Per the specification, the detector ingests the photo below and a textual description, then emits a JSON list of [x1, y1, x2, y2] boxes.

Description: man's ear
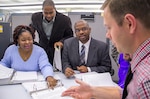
[[124, 14, 136, 34]]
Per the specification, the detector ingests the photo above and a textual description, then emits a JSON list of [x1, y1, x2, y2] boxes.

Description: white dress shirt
[[79, 37, 91, 72]]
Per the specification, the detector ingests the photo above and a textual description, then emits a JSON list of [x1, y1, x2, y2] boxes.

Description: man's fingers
[[75, 79, 86, 85]]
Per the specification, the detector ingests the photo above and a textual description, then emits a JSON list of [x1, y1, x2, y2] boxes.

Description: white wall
[[10, 13, 39, 42]]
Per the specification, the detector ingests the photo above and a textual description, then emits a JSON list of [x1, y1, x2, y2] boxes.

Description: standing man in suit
[[62, 20, 111, 78], [30, 0, 73, 64]]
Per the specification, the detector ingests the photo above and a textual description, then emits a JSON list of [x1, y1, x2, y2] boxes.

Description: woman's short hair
[[13, 25, 35, 45]]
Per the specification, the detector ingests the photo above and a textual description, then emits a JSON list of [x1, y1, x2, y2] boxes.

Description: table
[[0, 84, 32, 99], [0, 72, 77, 99], [0, 72, 117, 99]]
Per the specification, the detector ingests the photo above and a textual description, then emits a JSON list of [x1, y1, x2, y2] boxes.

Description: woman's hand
[[46, 76, 57, 89]]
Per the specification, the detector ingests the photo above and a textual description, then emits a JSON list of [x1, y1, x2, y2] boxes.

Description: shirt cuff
[[87, 67, 91, 72]]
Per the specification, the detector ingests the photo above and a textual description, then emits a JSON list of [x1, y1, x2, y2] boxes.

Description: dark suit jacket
[[62, 37, 112, 73], [30, 11, 73, 64]]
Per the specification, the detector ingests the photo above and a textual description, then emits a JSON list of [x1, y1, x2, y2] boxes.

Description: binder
[[22, 79, 63, 94], [22, 80, 73, 99], [31, 86, 73, 99]]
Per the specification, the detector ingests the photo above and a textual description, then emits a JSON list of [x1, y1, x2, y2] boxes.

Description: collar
[[79, 37, 91, 48], [43, 13, 56, 23]]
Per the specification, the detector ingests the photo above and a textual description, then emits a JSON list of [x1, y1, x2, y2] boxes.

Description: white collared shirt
[[79, 37, 91, 72]]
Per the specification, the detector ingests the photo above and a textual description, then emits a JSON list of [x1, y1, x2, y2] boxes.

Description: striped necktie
[[80, 45, 85, 65]]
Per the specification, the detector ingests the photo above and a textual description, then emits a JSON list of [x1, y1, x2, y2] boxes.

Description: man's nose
[[106, 32, 111, 39]]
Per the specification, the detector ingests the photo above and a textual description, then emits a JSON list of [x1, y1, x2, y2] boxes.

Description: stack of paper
[[0, 64, 14, 85]]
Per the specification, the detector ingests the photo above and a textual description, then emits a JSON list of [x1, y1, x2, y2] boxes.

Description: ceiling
[[0, 0, 105, 13]]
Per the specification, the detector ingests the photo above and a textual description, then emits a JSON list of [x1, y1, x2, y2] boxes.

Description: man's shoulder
[[92, 38, 107, 45], [64, 37, 78, 46], [65, 37, 76, 42], [32, 12, 42, 17], [31, 12, 43, 23], [135, 57, 150, 86], [56, 11, 70, 20]]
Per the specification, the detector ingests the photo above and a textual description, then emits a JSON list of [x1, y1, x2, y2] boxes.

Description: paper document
[[81, 72, 116, 87], [0, 64, 14, 85], [53, 47, 62, 71], [0, 64, 14, 79], [11, 71, 37, 83], [74, 71, 98, 80]]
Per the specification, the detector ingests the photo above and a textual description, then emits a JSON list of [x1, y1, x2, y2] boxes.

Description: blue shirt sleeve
[[36, 46, 54, 79]]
